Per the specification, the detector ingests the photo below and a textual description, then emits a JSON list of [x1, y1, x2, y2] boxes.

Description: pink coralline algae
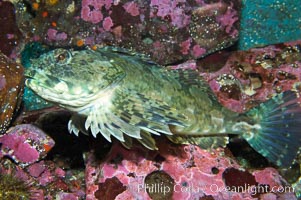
[[47, 29, 68, 41], [0, 124, 55, 167], [0, 117, 86, 199], [102, 17, 114, 31], [0, 53, 24, 134], [217, 5, 239, 37], [27, 162, 47, 178], [123, 2, 140, 17], [14, 0, 241, 65], [189, 2, 240, 50], [172, 40, 301, 112], [192, 44, 207, 58], [150, 0, 190, 28], [253, 168, 287, 189], [81, 0, 113, 24], [85, 140, 296, 200], [180, 39, 191, 55]]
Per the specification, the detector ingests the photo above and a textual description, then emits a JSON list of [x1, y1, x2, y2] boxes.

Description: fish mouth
[[24, 70, 102, 110], [26, 78, 89, 109], [25, 77, 58, 99], [24, 68, 35, 79], [24, 68, 74, 106], [25, 68, 71, 93]]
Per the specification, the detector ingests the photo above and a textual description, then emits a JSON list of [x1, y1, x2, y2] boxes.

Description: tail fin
[[243, 90, 301, 167]]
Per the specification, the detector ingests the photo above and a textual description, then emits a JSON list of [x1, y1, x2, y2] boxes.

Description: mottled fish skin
[[25, 47, 238, 148], [25, 47, 301, 167]]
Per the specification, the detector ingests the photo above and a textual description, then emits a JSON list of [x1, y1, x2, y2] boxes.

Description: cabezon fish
[[25, 46, 301, 167]]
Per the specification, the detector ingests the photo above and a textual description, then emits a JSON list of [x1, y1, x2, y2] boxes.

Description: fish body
[[25, 47, 301, 167]]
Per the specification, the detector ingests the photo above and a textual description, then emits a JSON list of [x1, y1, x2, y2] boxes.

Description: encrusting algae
[[0, 174, 30, 200], [25, 46, 301, 167]]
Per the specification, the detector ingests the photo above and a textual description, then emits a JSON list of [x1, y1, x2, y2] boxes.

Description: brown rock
[[0, 53, 24, 133], [0, 1, 22, 57]]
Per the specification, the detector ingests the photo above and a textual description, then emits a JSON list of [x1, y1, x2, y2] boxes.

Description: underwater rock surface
[[0, 124, 54, 167], [0, 119, 86, 200], [4, 106, 298, 199], [172, 40, 301, 113], [0, 1, 22, 57], [0, 52, 24, 134], [85, 140, 296, 200], [0, 0, 300, 199], [14, 0, 240, 65]]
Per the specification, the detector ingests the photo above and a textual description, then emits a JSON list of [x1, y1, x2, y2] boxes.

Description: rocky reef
[[85, 140, 296, 200], [0, 1, 22, 57], [0, 52, 24, 134], [172, 40, 301, 113], [13, 0, 240, 65], [0, 0, 300, 199]]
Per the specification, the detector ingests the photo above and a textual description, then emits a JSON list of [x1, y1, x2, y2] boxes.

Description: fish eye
[[53, 49, 72, 65], [57, 54, 66, 61]]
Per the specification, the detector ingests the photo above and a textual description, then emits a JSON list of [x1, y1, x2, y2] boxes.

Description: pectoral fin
[[111, 88, 188, 136]]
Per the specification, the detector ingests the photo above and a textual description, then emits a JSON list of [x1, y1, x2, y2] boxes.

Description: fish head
[[25, 48, 125, 109]]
